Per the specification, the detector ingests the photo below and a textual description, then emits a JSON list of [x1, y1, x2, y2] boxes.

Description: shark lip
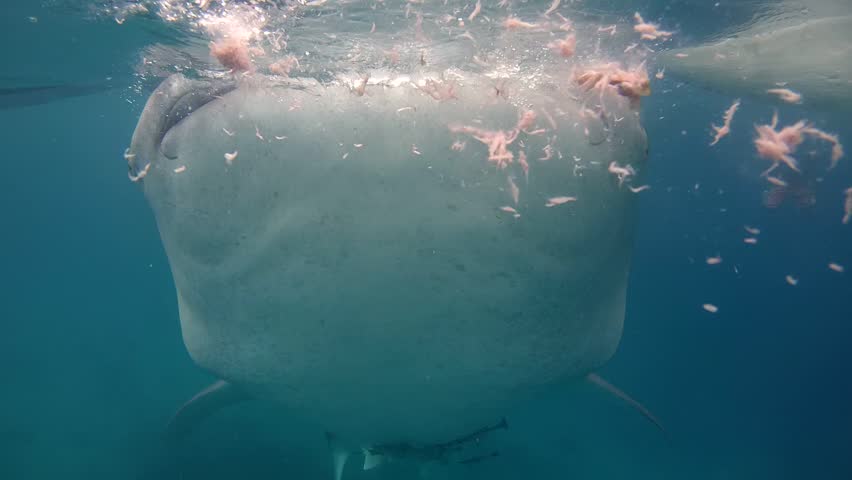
[[157, 79, 236, 157], [128, 74, 236, 178]]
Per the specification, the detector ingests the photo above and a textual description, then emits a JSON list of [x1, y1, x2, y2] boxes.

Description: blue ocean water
[[1, 1, 850, 479]]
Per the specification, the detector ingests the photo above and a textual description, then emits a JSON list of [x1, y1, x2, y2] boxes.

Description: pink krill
[[468, 0, 481, 21], [416, 78, 459, 102], [123, 148, 136, 164], [544, 0, 561, 17], [675, 53, 689, 58], [597, 25, 616, 36], [785, 275, 798, 286], [209, 37, 253, 73], [223, 128, 235, 136], [545, 196, 576, 207], [655, 69, 665, 79], [828, 263, 845, 273], [757, 118, 842, 173], [634, 13, 673, 41], [802, 127, 844, 169], [516, 109, 537, 132], [553, 12, 572, 31], [411, 144, 422, 155], [573, 63, 651, 106], [508, 176, 520, 205], [385, 47, 401, 65], [448, 123, 517, 169], [628, 185, 651, 193], [354, 74, 370, 96], [765, 176, 788, 187], [767, 88, 802, 104], [843, 187, 852, 224], [706, 256, 722, 265], [224, 150, 238, 165], [549, 34, 576, 58], [499, 206, 520, 218], [743, 237, 758, 244], [608, 161, 635, 187], [753, 112, 806, 174], [503, 17, 538, 30], [744, 225, 761, 235], [268, 56, 300, 77], [414, 12, 427, 43], [702, 304, 719, 313], [709, 99, 740, 146], [173, 165, 187, 174], [449, 109, 539, 170], [128, 162, 151, 183]]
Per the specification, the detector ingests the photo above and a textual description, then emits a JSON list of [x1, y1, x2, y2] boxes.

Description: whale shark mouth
[[157, 79, 236, 158], [126, 74, 236, 178]]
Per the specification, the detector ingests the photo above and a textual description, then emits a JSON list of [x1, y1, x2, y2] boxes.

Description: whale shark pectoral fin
[[362, 448, 386, 470], [326, 432, 351, 480], [586, 373, 666, 434], [165, 379, 251, 439]]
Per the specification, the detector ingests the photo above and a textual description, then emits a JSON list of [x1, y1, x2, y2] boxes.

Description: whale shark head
[[128, 69, 648, 446]]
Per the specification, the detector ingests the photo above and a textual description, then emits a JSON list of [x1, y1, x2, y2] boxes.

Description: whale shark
[[127, 67, 659, 478], [658, 0, 852, 110]]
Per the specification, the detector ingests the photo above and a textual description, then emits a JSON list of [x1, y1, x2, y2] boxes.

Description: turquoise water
[[1, 1, 851, 479]]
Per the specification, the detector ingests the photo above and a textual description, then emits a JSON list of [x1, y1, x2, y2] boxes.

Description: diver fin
[[165, 379, 251, 439], [362, 448, 385, 470], [326, 433, 350, 480], [586, 373, 666, 434]]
